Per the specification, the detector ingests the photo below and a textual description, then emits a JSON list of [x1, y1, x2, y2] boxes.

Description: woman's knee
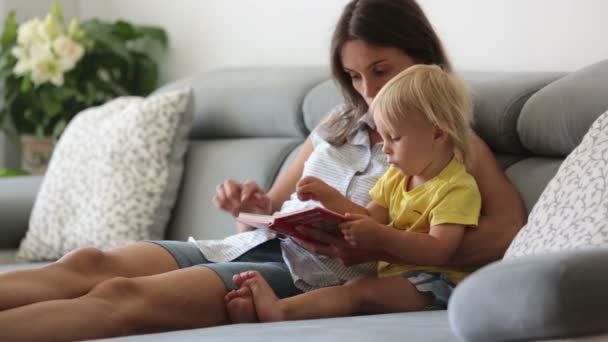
[[56, 247, 107, 274], [88, 277, 142, 300]]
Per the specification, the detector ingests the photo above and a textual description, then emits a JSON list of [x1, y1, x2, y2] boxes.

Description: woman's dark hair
[[326, 0, 451, 145]]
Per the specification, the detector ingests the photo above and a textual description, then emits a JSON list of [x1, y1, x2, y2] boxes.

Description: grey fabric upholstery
[[167, 138, 302, 240], [0, 176, 43, 248], [505, 157, 562, 213], [95, 311, 458, 342], [302, 78, 344, 131], [449, 248, 608, 342], [519, 60, 608, 157], [158, 67, 329, 139], [459, 71, 564, 154]]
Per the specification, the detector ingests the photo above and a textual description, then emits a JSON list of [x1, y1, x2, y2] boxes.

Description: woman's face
[[340, 40, 417, 105]]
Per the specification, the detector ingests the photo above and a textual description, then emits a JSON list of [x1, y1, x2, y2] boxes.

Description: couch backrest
[[163, 61, 608, 241]]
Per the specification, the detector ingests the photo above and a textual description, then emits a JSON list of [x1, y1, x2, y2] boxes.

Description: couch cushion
[[505, 110, 608, 259], [302, 79, 345, 132], [449, 248, 608, 342], [18, 88, 193, 261], [160, 67, 329, 140], [167, 138, 302, 241], [459, 71, 564, 154], [301, 71, 563, 154], [0, 176, 43, 248], [518, 59, 608, 157], [504, 157, 562, 214]]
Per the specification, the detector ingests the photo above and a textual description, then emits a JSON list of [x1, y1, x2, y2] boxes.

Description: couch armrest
[[448, 247, 608, 342], [0, 176, 43, 248]]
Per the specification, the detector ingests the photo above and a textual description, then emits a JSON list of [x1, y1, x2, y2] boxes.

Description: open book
[[236, 206, 347, 241]]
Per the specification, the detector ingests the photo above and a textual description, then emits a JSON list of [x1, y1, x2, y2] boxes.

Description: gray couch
[[1, 60, 608, 341]]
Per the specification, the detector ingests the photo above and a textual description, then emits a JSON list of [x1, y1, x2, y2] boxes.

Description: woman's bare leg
[[0, 266, 229, 341], [0, 242, 178, 310]]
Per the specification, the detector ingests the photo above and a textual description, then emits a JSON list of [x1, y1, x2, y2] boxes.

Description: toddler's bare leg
[[243, 271, 433, 322], [0, 242, 178, 310]]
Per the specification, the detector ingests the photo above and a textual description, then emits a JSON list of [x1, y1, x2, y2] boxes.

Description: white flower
[[11, 9, 87, 86], [29, 43, 64, 86], [41, 13, 62, 42], [11, 46, 31, 75], [52, 36, 84, 71], [17, 17, 46, 46], [67, 19, 83, 40]]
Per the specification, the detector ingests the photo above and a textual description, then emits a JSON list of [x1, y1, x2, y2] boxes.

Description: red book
[[236, 207, 347, 241]]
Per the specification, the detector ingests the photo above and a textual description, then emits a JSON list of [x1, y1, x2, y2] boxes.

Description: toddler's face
[[375, 110, 437, 176]]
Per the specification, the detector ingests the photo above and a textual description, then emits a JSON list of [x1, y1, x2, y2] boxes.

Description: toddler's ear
[[432, 126, 447, 141]]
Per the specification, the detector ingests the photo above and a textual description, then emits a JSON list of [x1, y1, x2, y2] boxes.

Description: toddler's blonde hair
[[370, 64, 474, 166]]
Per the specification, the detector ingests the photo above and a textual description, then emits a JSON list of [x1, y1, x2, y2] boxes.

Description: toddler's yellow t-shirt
[[369, 159, 481, 284]]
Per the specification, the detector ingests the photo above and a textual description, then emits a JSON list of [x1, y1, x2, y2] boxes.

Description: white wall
[[79, 0, 350, 83], [79, 0, 608, 82], [421, 0, 608, 72], [1, 0, 78, 22]]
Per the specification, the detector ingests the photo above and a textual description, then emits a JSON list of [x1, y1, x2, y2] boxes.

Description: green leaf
[[112, 21, 137, 40], [51, 1, 64, 23], [52, 119, 67, 138], [20, 76, 32, 93], [81, 19, 133, 66], [35, 124, 45, 138], [24, 108, 34, 122], [0, 11, 17, 49], [134, 25, 168, 49], [40, 89, 62, 117], [0, 168, 28, 177], [133, 52, 158, 95]]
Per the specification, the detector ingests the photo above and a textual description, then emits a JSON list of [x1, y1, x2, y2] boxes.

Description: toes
[[242, 270, 260, 280], [237, 286, 252, 297], [225, 290, 238, 302], [233, 273, 244, 286]]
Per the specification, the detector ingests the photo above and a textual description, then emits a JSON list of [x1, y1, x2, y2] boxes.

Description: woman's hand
[[292, 226, 381, 266], [213, 179, 271, 217]]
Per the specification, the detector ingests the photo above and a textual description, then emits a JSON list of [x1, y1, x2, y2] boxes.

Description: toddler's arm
[[296, 176, 369, 215], [380, 224, 466, 266]]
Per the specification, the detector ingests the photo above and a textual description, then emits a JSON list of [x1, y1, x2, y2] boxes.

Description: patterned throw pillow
[[17, 88, 193, 261], [504, 110, 608, 259]]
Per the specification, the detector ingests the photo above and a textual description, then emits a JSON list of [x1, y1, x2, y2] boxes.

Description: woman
[[0, 0, 526, 340]]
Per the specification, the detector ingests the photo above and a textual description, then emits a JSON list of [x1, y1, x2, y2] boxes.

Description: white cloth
[[192, 107, 387, 291]]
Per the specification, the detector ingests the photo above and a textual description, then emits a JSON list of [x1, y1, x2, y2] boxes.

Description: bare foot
[[239, 271, 285, 322], [225, 285, 258, 323]]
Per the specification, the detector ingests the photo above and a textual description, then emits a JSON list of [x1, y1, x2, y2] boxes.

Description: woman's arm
[[267, 137, 313, 212], [233, 137, 313, 233], [448, 134, 527, 266]]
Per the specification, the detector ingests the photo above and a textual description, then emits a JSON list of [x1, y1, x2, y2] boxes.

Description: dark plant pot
[[20, 134, 55, 175]]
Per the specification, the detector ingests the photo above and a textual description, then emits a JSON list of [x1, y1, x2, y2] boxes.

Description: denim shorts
[[146, 239, 302, 299], [404, 272, 456, 310]]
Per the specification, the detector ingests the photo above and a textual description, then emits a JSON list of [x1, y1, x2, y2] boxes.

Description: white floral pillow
[[17, 88, 193, 261], [504, 110, 608, 259]]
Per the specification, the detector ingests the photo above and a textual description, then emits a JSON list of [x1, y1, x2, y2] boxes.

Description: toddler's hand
[[339, 213, 381, 250], [296, 176, 341, 204]]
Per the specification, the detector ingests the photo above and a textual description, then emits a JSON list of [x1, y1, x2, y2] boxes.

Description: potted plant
[[0, 2, 167, 174]]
